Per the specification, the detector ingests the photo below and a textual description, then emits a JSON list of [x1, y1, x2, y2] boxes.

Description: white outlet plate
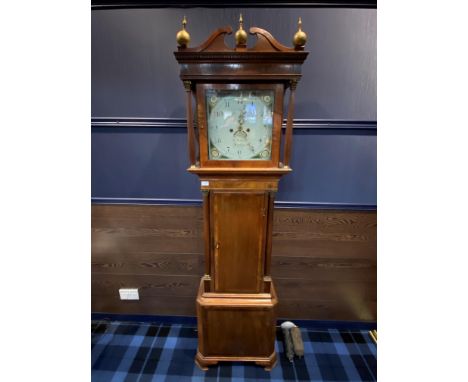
[[119, 288, 139, 300]]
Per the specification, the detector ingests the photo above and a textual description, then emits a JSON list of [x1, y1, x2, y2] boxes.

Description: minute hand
[[237, 107, 246, 131]]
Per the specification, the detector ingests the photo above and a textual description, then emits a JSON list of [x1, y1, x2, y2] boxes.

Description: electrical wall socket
[[119, 288, 139, 300]]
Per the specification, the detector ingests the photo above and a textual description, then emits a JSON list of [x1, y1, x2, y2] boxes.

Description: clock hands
[[233, 107, 248, 146], [237, 107, 246, 131]]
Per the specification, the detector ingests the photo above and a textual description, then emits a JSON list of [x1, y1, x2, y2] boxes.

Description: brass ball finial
[[176, 16, 190, 48], [235, 13, 248, 47], [293, 17, 307, 49]]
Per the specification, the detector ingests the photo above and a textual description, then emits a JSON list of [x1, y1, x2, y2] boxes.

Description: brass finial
[[176, 16, 190, 48], [293, 17, 307, 49], [235, 13, 248, 48]]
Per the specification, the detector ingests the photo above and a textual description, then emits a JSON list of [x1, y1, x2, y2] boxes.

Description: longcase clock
[[174, 15, 308, 371]]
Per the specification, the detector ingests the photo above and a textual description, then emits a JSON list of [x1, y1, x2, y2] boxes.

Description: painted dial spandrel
[[206, 89, 274, 160]]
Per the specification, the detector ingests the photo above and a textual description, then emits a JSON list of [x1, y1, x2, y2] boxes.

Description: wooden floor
[[92, 204, 376, 321]]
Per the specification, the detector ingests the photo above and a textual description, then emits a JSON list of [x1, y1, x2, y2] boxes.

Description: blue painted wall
[[91, 8, 376, 207], [92, 127, 376, 206]]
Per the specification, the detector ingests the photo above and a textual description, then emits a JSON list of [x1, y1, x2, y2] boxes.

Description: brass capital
[[290, 79, 299, 91], [183, 80, 192, 92]]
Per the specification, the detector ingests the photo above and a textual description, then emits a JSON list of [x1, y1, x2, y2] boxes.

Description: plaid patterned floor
[[92, 320, 377, 382]]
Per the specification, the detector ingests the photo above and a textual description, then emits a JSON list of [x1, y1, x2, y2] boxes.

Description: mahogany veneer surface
[[91, 204, 376, 321]]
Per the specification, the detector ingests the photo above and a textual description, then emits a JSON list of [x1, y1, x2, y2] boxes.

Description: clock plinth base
[[194, 352, 218, 371], [195, 350, 277, 371], [256, 352, 278, 371], [195, 278, 278, 371]]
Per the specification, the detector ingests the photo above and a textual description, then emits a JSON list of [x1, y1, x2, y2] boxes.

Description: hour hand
[[237, 108, 246, 128]]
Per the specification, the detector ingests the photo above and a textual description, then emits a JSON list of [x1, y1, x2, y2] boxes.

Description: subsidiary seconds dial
[[206, 89, 274, 160]]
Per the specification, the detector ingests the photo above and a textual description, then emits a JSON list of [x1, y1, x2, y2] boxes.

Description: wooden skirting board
[[92, 204, 376, 321]]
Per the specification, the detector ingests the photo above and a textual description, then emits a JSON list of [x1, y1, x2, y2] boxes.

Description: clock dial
[[206, 89, 274, 160]]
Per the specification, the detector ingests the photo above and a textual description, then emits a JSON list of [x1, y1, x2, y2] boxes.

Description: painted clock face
[[205, 89, 274, 160]]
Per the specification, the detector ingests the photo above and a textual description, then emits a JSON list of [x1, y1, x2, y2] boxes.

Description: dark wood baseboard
[[92, 204, 376, 321]]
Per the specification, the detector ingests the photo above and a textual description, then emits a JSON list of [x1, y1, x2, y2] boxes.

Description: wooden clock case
[[174, 25, 308, 370]]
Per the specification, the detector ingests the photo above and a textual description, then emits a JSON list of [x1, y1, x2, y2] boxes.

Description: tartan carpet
[[92, 320, 377, 382]]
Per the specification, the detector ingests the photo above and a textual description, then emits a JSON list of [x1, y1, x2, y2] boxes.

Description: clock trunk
[[211, 191, 268, 293]]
